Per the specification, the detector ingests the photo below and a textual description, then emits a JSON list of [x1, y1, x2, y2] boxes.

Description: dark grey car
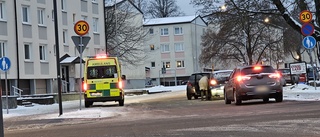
[[224, 65, 283, 105]]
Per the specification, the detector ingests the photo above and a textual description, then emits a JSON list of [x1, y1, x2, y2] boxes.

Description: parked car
[[224, 65, 283, 105], [307, 67, 320, 80], [277, 68, 299, 85], [186, 72, 217, 100], [211, 70, 233, 97]]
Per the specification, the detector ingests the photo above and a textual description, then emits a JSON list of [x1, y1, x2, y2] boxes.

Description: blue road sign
[[0, 57, 11, 72], [301, 23, 314, 36], [302, 36, 316, 49]]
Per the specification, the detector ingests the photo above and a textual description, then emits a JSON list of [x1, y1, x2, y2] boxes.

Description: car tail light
[[210, 79, 217, 85], [269, 73, 281, 79], [253, 66, 262, 70], [118, 81, 123, 89], [237, 75, 251, 82], [83, 82, 87, 91]]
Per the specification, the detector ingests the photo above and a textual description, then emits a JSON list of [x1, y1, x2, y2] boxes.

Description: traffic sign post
[[299, 10, 312, 23], [0, 57, 11, 118], [301, 23, 314, 36], [73, 20, 90, 110], [74, 20, 89, 36], [302, 36, 316, 49], [299, 10, 317, 89]]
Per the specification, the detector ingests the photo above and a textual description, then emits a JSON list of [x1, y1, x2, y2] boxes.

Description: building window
[[160, 44, 169, 53], [81, 15, 87, 21], [151, 62, 155, 68], [149, 28, 154, 35], [63, 30, 68, 45], [0, 2, 6, 20], [22, 6, 30, 23], [150, 44, 154, 50], [0, 41, 6, 58], [174, 43, 184, 52], [176, 60, 185, 68], [93, 17, 98, 33], [24, 43, 31, 60], [174, 27, 183, 35], [39, 45, 47, 61], [163, 62, 170, 68], [92, 0, 97, 3], [160, 28, 168, 36], [61, 0, 66, 11], [37, 8, 45, 25]]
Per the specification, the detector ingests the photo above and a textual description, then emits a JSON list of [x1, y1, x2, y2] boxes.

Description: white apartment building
[[143, 16, 208, 86], [1, 0, 105, 95]]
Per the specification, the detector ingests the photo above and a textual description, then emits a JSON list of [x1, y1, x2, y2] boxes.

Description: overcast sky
[[176, 0, 198, 16]]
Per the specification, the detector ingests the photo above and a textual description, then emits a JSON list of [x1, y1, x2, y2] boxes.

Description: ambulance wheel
[[119, 99, 124, 106], [85, 101, 93, 108]]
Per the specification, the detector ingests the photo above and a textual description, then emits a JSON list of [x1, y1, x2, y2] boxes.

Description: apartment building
[[143, 16, 208, 86], [1, 0, 105, 95]]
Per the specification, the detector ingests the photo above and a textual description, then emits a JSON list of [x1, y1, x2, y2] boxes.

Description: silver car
[[224, 65, 283, 105]]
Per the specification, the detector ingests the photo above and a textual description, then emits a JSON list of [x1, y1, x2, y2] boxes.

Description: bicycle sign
[[74, 20, 89, 36]]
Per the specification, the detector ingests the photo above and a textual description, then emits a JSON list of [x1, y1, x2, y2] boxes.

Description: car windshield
[[241, 66, 275, 75]]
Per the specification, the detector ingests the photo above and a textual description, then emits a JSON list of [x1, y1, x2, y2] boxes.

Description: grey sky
[[176, 0, 198, 16]]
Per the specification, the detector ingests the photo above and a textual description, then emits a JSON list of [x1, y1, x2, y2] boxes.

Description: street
[[4, 90, 320, 137]]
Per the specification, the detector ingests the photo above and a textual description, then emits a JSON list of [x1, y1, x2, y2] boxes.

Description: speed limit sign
[[299, 10, 312, 23], [74, 20, 89, 36]]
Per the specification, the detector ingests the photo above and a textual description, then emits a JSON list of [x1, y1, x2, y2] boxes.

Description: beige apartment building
[[143, 15, 208, 86], [0, 0, 106, 95]]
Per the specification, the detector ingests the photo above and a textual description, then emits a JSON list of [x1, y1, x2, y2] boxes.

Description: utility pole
[[53, 0, 63, 116]]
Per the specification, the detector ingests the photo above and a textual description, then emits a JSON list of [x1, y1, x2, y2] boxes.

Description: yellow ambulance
[[83, 55, 125, 107]]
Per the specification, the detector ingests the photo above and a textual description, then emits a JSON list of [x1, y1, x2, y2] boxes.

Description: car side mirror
[[121, 75, 126, 80]]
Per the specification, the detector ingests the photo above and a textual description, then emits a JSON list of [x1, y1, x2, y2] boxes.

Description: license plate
[[256, 86, 268, 92], [91, 92, 102, 96]]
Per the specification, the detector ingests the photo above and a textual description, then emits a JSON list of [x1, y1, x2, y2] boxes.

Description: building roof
[[59, 54, 84, 64], [143, 15, 198, 26]]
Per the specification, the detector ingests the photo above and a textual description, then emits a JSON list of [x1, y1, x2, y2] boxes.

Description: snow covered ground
[[2, 83, 320, 120]]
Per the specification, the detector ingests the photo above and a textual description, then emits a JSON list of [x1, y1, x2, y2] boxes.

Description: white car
[[210, 70, 233, 98]]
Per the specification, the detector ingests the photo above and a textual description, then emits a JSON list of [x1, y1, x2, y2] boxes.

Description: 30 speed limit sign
[[299, 10, 312, 23], [74, 20, 89, 36]]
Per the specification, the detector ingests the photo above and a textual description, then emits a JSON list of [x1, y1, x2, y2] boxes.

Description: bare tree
[[145, 0, 185, 18], [192, 0, 320, 63], [194, 0, 284, 66], [105, 0, 148, 65]]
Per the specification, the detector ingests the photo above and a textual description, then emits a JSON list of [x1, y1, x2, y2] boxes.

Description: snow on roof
[[143, 15, 197, 26], [60, 57, 79, 64]]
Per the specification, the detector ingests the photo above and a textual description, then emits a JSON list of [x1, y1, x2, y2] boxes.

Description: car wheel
[[186, 91, 192, 100], [233, 90, 242, 105], [275, 92, 283, 102], [119, 99, 124, 106], [263, 98, 269, 103], [85, 101, 93, 108], [224, 91, 231, 104]]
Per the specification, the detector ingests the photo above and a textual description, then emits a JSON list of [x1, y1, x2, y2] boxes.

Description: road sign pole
[[0, 71, 3, 137], [79, 36, 83, 110], [5, 72, 8, 114]]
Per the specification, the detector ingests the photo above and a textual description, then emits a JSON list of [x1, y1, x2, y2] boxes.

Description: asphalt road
[[4, 90, 320, 137]]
